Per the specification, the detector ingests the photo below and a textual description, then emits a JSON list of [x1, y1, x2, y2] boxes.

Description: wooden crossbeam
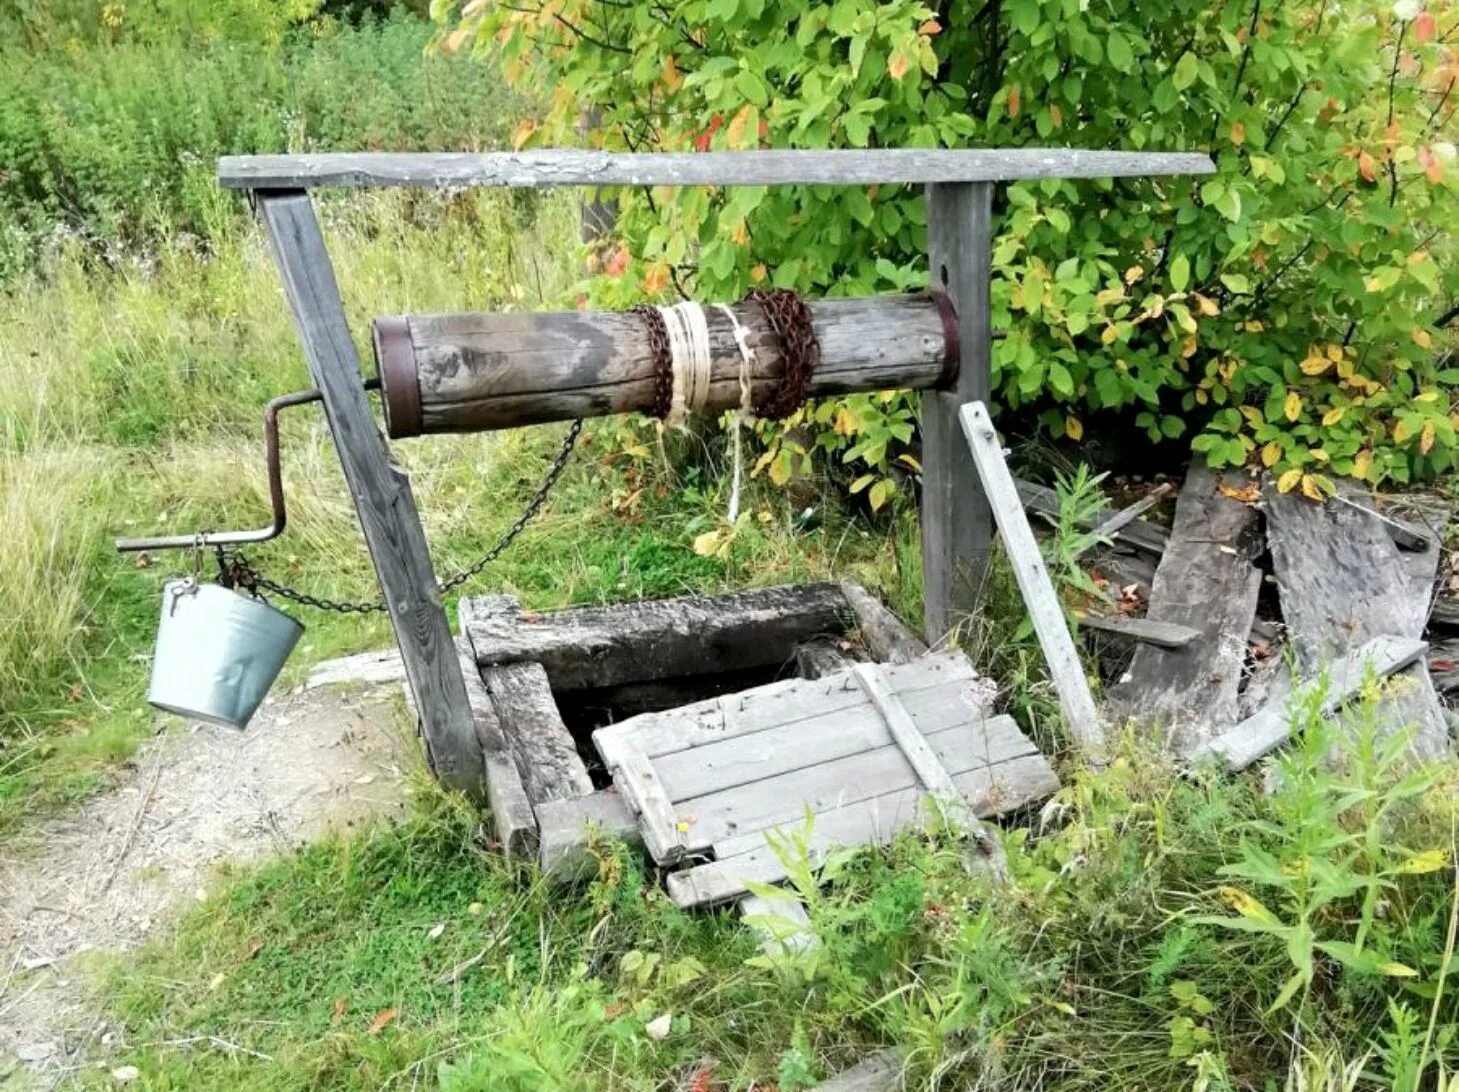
[[220, 148, 1214, 191]]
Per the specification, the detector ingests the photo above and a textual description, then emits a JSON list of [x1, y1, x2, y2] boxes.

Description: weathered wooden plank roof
[[218, 148, 1215, 191]]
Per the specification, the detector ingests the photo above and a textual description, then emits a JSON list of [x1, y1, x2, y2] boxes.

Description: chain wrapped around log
[[372, 291, 979, 438]]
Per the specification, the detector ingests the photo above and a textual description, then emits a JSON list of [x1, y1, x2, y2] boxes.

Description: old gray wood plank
[[813, 1053, 901, 1092], [255, 191, 481, 798], [851, 663, 960, 797], [920, 182, 994, 643], [593, 650, 984, 763], [644, 671, 1008, 803], [536, 789, 641, 882], [378, 295, 951, 435], [1086, 482, 1175, 554], [456, 640, 536, 857], [464, 582, 850, 691], [795, 639, 855, 680], [960, 401, 1104, 752], [1079, 614, 1201, 649], [666, 751, 1059, 908], [612, 748, 701, 864], [1194, 635, 1429, 771], [220, 148, 1214, 190], [1015, 478, 1170, 556], [839, 582, 927, 664], [1431, 598, 1459, 633], [674, 714, 1035, 852], [481, 660, 593, 806], [1266, 484, 1449, 759], [1106, 463, 1262, 753]]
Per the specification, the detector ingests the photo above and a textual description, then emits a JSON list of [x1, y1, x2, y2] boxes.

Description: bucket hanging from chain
[[147, 578, 303, 729]]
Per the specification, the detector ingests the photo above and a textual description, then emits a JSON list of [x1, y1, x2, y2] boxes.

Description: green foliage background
[[444, 0, 1458, 494]]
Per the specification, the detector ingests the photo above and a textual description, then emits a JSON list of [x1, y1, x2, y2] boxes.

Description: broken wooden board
[[795, 638, 857, 679], [1078, 614, 1201, 649], [1107, 463, 1262, 754], [536, 788, 640, 882], [593, 650, 1054, 900], [1194, 635, 1429, 771], [482, 660, 594, 806], [1015, 478, 1170, 555], [463, 582, 850, 691], [1266, 485, 1450, 760]]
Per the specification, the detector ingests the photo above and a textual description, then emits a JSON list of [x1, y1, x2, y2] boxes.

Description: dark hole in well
[[553, 663, 792, 788]]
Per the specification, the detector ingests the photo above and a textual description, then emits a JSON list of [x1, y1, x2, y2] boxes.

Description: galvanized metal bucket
[[148, 579, 304, 729]]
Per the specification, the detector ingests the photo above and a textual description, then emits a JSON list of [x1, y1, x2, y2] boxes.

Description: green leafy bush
[[443, 0, 1457, 491], [0, 7, 515, 276]]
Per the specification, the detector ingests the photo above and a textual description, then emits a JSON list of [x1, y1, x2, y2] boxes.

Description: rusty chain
[[219, 419, 583, 613]]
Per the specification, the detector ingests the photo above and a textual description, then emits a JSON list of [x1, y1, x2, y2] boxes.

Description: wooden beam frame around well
[[240, 149, 1212, 796]]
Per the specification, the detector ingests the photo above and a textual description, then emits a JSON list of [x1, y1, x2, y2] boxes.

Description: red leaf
[[1415, 11, 1436, 44], [1358, 150, 1377, 182], [1418, 145, 1444, 183], [367, 1007, 399, 1035]]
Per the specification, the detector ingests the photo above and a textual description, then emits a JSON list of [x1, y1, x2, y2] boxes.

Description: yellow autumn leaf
[[1277, 469, 1303, 493], [662, 53, 683, 91], [691, 530, 722, 557], [1300, 473, 1326, 502], [1421, 419, 1436, 455], [1325, 344, 1344, 363], [1124, 264, 1145, 285], [1193, 292, 1220, 317], [1412, 327, 1433, 349], [1395, 847, 1450, 874], [888, 48, 911, 80], [1300, 355, 1332, 376], [1065, 415, 1084, 441], [1218, 885, 1280, 926], [511, 117, 537, 151], [1283, 390, 1302, 422], [1261, 441, 1281, 467], [750, 263, 767, 283], [1239, 405, 1263, 426], [1309, 448, 1329, 463], [1322, 407, 1346, 427], [1353, 449, 1374, 480], [643, 261, 670, 295], [1100, 324, 1119, 345], [1181, 335, 1197, 358], [1394, 418, 1414, 443], [725, 104, 753, 148]]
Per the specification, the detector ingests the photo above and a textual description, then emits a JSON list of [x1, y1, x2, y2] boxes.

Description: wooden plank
[[813, 1053, 901, 1092], [612, 748, 698, 864], [219, 148, 1216, 190], [795, 639, 855, 680], [851, 663, 960, 797], [1431, 598, 1459, 633], [1079, 614, 1201, 649], [1266, 484, 1449, 759], [536, 789, 641, 883], [1086, 483, 1175, 553], [646, 672, 1009, 802], [377, 295, 952, 436], [666, 751, 1059, 908], [920, 182, 994, 643], [593, 650, 984, 763], [1106, 463, 1261, 753], [465, 582, 850, 691], [1194, 635, 1429, 771], [255, 191, 481, 798], [674, 714, 1035, 852], [838, 582, 927, 664], [456, 640, 536, 858], [1016, 478, 1170, 556], [482, 660, 593, 805], [960, 402, 1104, 752]]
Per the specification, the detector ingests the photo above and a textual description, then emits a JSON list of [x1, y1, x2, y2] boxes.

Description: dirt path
[[0, 678, 414, 1086]]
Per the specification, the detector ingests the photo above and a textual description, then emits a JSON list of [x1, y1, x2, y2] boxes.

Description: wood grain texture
[[920, 183, 994, 643], [220, 148, 1215, 190], [457, 640, 536, 857], [1106, 463, 1262, 753], [613, 747, 695, 864], [377, 295, 952, 435], [255, 191, 481, 797], [838, 582, 928, 664], [960, 402, 1104, 752], [666, 750, 1059, 908], [481, 660, 594, 805], [1265, 484, 1449, 759], [1195, 635, 1429, 771], [536, 789, 641, 883], [851, 662, 961, 798], [465, 582, 851, 691]]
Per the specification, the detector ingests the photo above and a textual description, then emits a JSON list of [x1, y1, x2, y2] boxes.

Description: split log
[[1107, 464, 1262, 753], [1266, 484, 1450, 759], [462, 583, 851, 692], [838, 582, 927, 664], [374, 294, 956, 436], [483, 660, 594, 805]]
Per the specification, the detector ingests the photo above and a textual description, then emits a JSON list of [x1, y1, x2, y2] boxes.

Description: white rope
[[657, 301, 713, 428], [715, 303, 757, 523]]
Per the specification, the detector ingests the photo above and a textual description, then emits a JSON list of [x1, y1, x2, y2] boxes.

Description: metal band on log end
[[927, 289, 960, 389], [374, 315, 421, 439]]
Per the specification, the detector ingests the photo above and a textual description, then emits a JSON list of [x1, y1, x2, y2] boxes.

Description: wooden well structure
[[222, 148, 1213, 820]]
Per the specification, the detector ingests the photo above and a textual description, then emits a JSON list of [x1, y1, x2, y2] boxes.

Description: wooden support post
[[921, 182, 994, 644], [254, 190, 482, 798]]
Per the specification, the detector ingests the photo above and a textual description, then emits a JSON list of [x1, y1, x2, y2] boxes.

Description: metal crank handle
[[114, 378, 379, 555]]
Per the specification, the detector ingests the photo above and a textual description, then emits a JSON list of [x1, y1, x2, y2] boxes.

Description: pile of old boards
[[453, 582, 1059, 914], [1044, 462, 1456, 770]]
